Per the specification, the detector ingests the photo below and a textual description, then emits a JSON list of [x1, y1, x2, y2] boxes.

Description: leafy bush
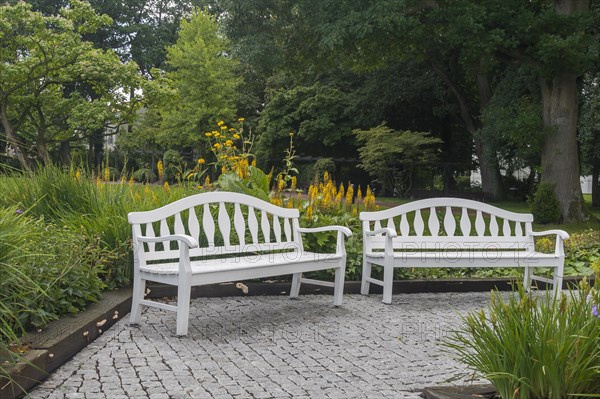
[[530, 182, 560, 224], [445, 283, 600, 398], [312, 158, 336, 183], [163, 149, 183, 182], [133, 168, 157, 183]]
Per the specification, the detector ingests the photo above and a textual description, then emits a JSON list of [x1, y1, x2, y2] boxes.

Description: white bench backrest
[[360, 198, 534, 251], [129, 192, 302, 263]]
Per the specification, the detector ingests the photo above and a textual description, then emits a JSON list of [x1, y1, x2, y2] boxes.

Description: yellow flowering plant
[[204, 118, 271, 202]]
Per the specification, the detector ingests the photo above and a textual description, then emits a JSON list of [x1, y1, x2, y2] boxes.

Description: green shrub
[[530, 182, 560, 224], [163, 149, 183, 183], [133, 168, 157, 183], [312, 158, 336, 182], [445, 283, 600, 398]]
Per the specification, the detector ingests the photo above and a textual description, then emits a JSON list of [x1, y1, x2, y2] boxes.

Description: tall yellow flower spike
[[345, 184, 354, 206], [157, 160, 164, 181], [291, 176, 297, 191]]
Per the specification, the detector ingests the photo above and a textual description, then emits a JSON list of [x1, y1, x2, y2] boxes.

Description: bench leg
[[129, 273, 146, 325], [523, 266, 532, 292], [176, 282, 192, 336], [361, 258, 371, 295], [382, 266, 394, 305], [290, 273, 302, 299], [333, 266, 345, 306], [553, 264, 564, 298]]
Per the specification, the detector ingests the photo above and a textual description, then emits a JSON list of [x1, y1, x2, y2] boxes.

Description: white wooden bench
[[360, 198, 569, 304], [128, 192, 352, 335]]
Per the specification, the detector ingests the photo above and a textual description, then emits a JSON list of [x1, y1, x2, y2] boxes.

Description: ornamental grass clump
[[445, 282, 600, 399]]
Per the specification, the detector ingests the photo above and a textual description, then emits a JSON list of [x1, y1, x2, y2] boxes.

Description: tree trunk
[[474, 138, 504, 201], [59, 140, 71, 166], [540, 73, 585, 222], [0, 101, 29, 170]]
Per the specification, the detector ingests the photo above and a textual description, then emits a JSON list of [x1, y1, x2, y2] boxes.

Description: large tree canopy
[[0, 1, 140, 169], [125, 10, 240, 153]]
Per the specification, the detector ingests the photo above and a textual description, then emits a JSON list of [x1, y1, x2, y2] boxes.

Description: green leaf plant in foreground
[[444, 281, 600, 399]]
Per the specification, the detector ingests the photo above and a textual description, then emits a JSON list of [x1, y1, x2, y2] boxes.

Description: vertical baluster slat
[[218, 202, 231, 247], [261, 210, 271, 243], [386, 218, 395, 231], [174, 213, 185, 234], [502, 219, 511, 236], [489, 215, 499, 236], [145, 222, 155, 252], [475, 211, 485, 236], [283, 218, 292, 242], [234, 203, 246, 247], [203, 203, 215, 246], [273, 215, 282, 243], [374, 220, 382, 232], [400, 214, 410, 236], [428, 207, 439, 236], [459, 208, 471, 236], [247, 206, 259, 244], [515, 222, 523, 236], [414, 210, 424, 236], [444, 207, 456, 237], [160, 219, 170, 250]]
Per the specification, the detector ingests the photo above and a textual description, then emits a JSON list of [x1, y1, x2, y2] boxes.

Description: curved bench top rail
[[359, 197, 533, 223], [129, 191, 300, 224]]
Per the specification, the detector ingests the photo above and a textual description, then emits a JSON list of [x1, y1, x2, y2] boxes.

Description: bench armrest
[[365, 228, 398, 238], [296, 226, 352, 256], [137, 234, 199, 248], [296, 226, 353, 237], [530, 230, 569, 256], [529, 230, 570, 240]]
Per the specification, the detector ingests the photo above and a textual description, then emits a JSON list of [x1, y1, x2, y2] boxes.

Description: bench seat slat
[[140, 251, 343, 275]]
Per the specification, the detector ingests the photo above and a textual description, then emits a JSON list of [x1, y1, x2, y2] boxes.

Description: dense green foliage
[[530, 182, 561, 224], [445, 283, 600, 398], [354, 124, 442, 196]]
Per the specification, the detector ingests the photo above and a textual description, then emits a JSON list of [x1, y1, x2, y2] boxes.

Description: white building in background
[[581, 176, 593, 194], [470, 169, 593, 195]]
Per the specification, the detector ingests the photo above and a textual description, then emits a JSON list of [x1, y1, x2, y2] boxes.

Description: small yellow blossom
[[163, 181, 171, 193], [225, 140, 233, 147], [205, 132, 212, 137], [129, 176, 134, 186], [238, 117, 245, 122], [75, 169, 81, 181], [204, 175, 211, 186], [233, 134, 240, 139], [213, 143, 221, 149], [197, 158, 205, 164], [221, 125, 228, 130], [217, 120, 224, 126]]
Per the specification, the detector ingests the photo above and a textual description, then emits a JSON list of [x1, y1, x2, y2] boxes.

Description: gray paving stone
[[25, 292, 495, 398]]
